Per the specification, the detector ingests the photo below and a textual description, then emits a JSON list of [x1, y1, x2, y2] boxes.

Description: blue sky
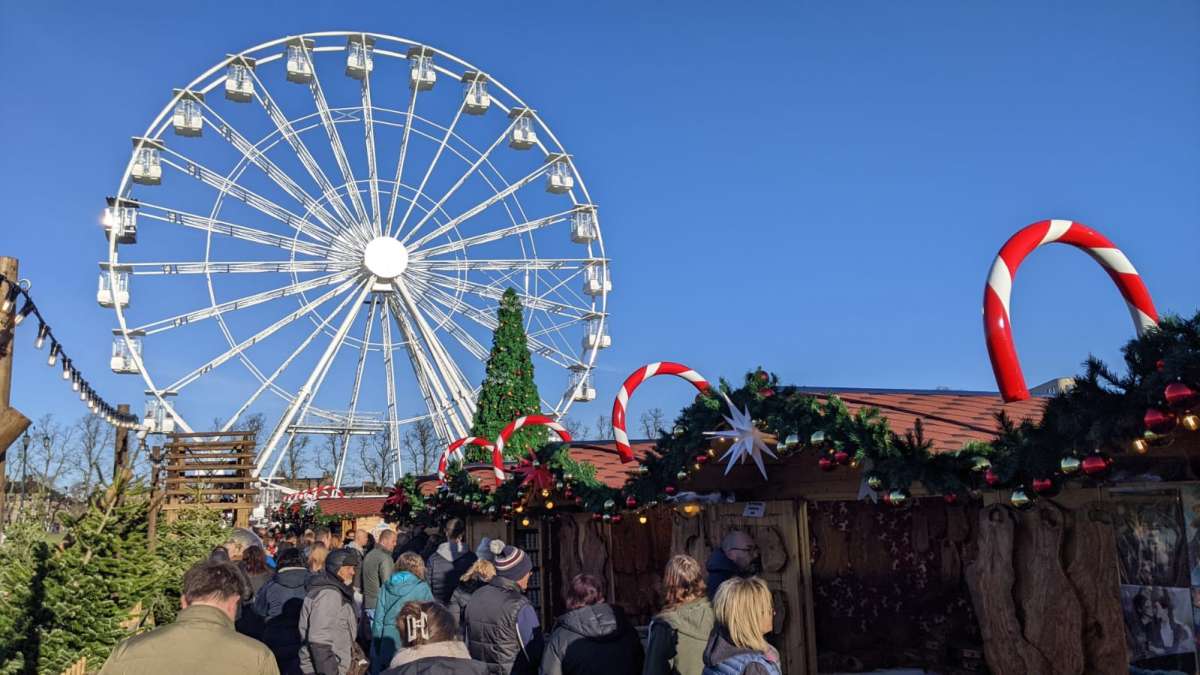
[[1, 1, 1197, 456]]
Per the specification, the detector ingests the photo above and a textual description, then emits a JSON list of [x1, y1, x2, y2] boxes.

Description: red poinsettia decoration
[[384, 484, 409, 508], [512, 459, 555, 493]]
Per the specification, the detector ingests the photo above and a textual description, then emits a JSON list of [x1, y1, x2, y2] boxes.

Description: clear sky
[[1, 1, 1197, 462]]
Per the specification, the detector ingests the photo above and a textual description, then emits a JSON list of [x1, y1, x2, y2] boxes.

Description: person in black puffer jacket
[[464, 540, 543, 675], [540, 574, 643, 675], [427, 518, 477, 604], [448, 558, 496, 634], [381, 601, 487, 675], [253, 548, 312, 675]]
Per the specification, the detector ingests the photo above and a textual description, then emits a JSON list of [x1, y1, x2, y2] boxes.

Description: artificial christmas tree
[[469, 288, 544, 461]]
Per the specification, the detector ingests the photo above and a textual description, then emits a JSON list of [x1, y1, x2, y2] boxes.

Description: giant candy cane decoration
[[985, 219, 1158, 402], [613, 362, 711, 463], [437, 437, 494, 482], [492, 415, 572, 483]]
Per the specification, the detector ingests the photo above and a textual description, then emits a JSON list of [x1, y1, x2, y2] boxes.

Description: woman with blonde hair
[[306, 542, 328, 576], [643, 555, 715, 675], [448, 558, 496, 631], [373, 552, 434, 671], [701, 577, 779, 675]]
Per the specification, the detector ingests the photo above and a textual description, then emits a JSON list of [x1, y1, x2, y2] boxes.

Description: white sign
[[742, 501, 766, 518]]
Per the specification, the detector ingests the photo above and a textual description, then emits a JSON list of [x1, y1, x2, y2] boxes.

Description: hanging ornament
[[818, 457, 835, 472], [602, 499, 616, 511], [810, 430, 827, 445], [545, 500, 555, 510], [695, 453, 710, 465], [676, 470, 688, 481], [943, 493, 959, 505], [866, 474, 883, 490], [1144, 408, 1177, 434], [1183, 414, 1199, 432], [848, 456, 861, 470], [833, 450, 851, 466], [1081, 453, 1113, 478], [664, 485, 677, 496], [784, 433, 800, 450], [611, 514, 623, 524], [672, 425, 686, 438], [971, 456, 992, 473], [984, 469, 1003, 487], [592, 513, 603, 521], [1010, 488, 1034, 509], [1164, 382, 1199, 411], [638, 514, 649, 524], [704, 395, 778, 480], [1132, 436, 1151, 454], [886, 489, 909, 507], [563, 472, 574, 482], [625, 495, 638, 508], [1031, 478, 1057, 495]]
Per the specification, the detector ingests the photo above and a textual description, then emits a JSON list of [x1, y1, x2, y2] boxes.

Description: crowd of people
[[99, 521, 781, 675]]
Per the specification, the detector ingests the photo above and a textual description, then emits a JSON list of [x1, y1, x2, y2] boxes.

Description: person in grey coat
[[361, 529, 397, 622], [299, 548, 364, 675]]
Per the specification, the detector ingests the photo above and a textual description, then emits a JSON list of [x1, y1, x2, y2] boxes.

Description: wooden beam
[[0, 256, 27, 531], [112, 403, 130, 481], [167, 431, 256, 439], [164, 476, 253, 484], [164, 488, 259, 496]]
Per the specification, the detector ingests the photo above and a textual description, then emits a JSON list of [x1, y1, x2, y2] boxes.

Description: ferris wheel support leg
[[255, 282, 372, 478], [380, 303, 403, 479], [386, 295, 466, 443], [393, 280, 476, 433]]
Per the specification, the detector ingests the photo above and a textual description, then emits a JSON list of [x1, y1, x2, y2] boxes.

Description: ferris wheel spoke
[[158, 153, 343, 251], [137, 202, 333, 259], [333, 297, 378, 488], [360, 58, 382, 233], [163, 277, 358, 394], [420, 271, 591, 318], [410, 209, 575, 260], [257, 281, 373, 476], [404, 277, 489, 361], [386, 294, 468, 442], [221, 282, 365, 433], [393, 279, 477, 420], [411, 258, 597, 273], [404, 162, 554, 251], [117, 260, 357, 275], [383, 82, 421, 236], [247, 67, 359, 228], [380, 301, 402, 477], [301, 42, 371, 231], [419, 283, 580, 370], [392, 100, 467, 239], [197, 103, 344, 237], [397, 115, 519, 245], [131, 270, 357, 336]]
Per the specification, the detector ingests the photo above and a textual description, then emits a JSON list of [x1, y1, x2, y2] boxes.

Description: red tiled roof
[[809, 390, 1046, 452], [315, 496, 387, 517]]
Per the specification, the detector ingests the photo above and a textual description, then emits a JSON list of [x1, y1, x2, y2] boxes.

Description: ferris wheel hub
[[362, 236, 410, 280]]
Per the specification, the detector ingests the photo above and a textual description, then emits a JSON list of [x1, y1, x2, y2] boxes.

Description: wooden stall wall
[[671, 500, 815, 675]]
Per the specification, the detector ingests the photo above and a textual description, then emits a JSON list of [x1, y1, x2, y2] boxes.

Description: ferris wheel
[[100, 32, 611, 488]]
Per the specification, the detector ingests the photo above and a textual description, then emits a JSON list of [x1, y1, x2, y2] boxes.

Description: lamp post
[[16, 431, 30, 518]]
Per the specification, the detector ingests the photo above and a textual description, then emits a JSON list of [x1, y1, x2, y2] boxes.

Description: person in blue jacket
[[372, 551, 434, 673]]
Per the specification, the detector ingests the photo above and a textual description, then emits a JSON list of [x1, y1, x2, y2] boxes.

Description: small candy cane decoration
[[437, 436, 493, 482], [492, 415, 572, 483]]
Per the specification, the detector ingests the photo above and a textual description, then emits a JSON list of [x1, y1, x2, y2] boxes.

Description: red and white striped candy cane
[[437, 437, 493, 482], [985, 219, 1158, 402], [613, 362, 711, 463], [492, 415, 572, 483]]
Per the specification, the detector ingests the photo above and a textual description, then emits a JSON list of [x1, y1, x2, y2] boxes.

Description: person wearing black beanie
[[299, 548, 366, 675], [463, 540, 544, 675]]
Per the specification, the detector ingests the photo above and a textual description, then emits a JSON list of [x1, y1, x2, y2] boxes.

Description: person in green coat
[[643, 555, 715, 675], [372, 551, 434, 673]]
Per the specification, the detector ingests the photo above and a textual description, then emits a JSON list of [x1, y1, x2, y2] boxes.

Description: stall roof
[[804, 388, 1046, 452], [314, 496, 388, 517]]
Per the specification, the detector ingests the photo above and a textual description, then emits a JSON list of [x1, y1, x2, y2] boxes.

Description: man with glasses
[[706, 531, 761, 600]]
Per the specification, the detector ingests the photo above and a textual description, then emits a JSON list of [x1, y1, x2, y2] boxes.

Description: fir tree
[[470, 288, 544, 460]]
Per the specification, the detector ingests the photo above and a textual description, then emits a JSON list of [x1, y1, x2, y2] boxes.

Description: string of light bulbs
[[1, 272, 140, 429]]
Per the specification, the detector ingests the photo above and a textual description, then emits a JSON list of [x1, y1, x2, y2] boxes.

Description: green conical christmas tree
[[470, 288, 543, 461]]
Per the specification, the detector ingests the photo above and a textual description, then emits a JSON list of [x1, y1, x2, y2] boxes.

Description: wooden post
[[112, 403, 131, 480], [0, 257, 32, 530], [148, 445, 161, 551]]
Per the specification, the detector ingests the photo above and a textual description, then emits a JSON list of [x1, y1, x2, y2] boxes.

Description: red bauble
[[1156, 359, 1166, 372], [563, 488, 574, 498], [1031, 478, 1055, 494], [625, 495, 638, 508], [834, 451, 851, 466], [575, 496, 584, 506], [984, 469, 1002, 487], [695, 453, 710, 465], [943, 493, 959, 505], [759, 388, 775, 398], [756, 371, 769, 383], [1165, 382, 1199, 411], [610, 514, 623, 524], [880, 491, 892, 505], [664, 485, 677, 496], [818, 457, 835, 472], [1081, 454, 1113, 477], [1144, 408, 1177, 434], [591, 513, 603, 521]]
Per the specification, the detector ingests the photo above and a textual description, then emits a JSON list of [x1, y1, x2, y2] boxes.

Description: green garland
[[382, 309, 1200, 519]]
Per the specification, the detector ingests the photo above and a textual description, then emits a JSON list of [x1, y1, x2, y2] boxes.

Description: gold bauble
[[1059, 456, 1082, 474]]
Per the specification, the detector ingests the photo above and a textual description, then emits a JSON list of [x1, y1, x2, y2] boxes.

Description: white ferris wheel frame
[[104, 31, 609, 487]]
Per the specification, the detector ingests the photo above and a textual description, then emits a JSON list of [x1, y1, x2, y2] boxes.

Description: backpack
[[702, 652, 781, 675]]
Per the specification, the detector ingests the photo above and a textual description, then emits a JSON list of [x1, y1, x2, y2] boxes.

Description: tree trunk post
[[112, 403, 131, 480], [0, 256, 32, 530], [148, 445, 161, 551]]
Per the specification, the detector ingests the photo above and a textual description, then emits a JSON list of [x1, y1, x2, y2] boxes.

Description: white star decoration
[[704, 394, 777, 480]]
